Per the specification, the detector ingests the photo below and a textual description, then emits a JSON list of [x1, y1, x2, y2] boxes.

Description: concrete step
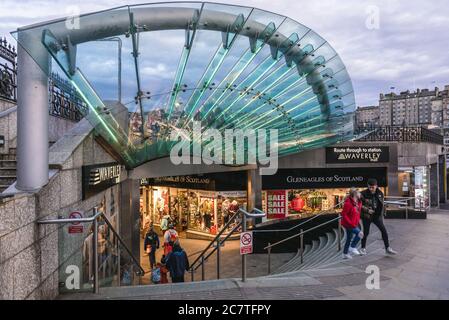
[[0, 168, 16, 175], [0, 160, 17, 168], [305, 230, 341, 270]]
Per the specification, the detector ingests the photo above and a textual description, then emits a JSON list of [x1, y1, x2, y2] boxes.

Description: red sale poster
[[266, 190, 287, 219]]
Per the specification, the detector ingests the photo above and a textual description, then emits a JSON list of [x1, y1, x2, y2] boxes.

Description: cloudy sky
[[1, 0, 448, 107]]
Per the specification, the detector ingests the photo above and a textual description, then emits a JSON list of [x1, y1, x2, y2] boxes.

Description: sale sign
[[266, 190, 287, 219]]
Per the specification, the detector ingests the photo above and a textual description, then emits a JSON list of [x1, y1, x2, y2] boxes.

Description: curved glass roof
[[13, 2, 356, 168]]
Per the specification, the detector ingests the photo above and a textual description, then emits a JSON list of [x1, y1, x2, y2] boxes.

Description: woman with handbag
[[341, 188, 364, 259]]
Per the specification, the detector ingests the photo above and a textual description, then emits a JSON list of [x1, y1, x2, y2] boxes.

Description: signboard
[[240, 231, 253, 255], [68, 211, 83, 234], [262, 167, 388, 189], [266, 190, 287, 219], [140, 171, 247, 191], [82, 162, 122, 200], [326, 146, 389, 164]]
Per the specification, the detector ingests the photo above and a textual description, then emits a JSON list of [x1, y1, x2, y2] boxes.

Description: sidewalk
[[61, 208, 449, 300]]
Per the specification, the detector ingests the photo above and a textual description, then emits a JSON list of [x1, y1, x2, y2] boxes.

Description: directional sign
[[68, 211, 84, 234], [240, 231, 253, 255]]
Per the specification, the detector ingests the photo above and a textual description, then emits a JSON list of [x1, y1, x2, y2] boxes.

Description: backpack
[[168, 229, 178, 245], [151, 267, 161, 283]]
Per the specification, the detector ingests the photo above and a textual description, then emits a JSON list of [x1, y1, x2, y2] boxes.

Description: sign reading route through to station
[[240, 231, 253, 255]]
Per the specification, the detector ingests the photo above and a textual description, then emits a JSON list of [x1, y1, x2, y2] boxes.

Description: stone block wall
[[0, 119, 126, 299], [0, 99, 17, 154]]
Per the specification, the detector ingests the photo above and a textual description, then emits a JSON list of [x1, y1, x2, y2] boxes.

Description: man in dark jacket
[[144, 224, 160, 269], [360, 178, 397, 256], [164, 241, 190, 283]]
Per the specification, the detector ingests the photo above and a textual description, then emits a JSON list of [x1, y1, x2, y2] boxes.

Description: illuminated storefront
[[140, 172, 247, 238], [261, 167, 388, 219]]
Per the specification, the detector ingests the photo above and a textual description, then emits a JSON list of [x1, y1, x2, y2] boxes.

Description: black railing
[[355, 125, 444, 145], [0, 38, 17, 102], [1, 37, 88, 122], [49, 73, 89, 122]]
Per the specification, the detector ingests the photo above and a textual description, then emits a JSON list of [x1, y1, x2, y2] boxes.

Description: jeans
[[361, 216, 390, 249], [149, 249, 156, 268], [344, 227, 361, 254], [172, 276, 185, 283]]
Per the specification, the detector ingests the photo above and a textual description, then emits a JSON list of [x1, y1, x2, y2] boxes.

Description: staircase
[[0, 148, 17, 192], [269, 227, 383, 276]]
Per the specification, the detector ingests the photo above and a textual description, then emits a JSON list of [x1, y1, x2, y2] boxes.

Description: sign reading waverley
[[82, 162, 122, 199], [326, 146, 389, 164], [262, 167, 387, 189]]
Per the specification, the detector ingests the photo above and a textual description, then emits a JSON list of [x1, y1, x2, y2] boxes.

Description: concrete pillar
[[16, 38, 50, 191], [119, 177, 141, 261], [247, 169, 263, 225]]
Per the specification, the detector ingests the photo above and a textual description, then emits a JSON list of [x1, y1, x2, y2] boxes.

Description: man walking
[[360, 178, 397, 255], [164, 241, 190, 283], [144, 224, 160, 269]]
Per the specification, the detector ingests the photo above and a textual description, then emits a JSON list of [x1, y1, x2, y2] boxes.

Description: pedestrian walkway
[[139, 234, 295, 284], [60, 209, 449, 300]]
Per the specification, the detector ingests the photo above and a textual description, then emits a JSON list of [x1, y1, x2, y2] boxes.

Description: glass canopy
[[12, 2, 356, 168]]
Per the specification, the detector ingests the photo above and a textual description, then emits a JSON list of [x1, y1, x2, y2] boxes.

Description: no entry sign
[[68, 211, 84, 234], [240, 231, 253, 255]]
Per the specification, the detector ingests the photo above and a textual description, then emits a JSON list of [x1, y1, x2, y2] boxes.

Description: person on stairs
[[360, 178, 397, 256], [341, 188, 363, 259]]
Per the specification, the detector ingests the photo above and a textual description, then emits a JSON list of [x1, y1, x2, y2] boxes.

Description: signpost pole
[[242, 212, 247, 282]]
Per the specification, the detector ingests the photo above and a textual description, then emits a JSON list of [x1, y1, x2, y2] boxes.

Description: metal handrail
[[253, 199, 345, 233], [264, 215, 342, 251], [101, 212, 144, 276], [37, 206, 144, 293], [188, 209, 241, 271], [264, 215, 342, 274], [189, 207, 266, 282]]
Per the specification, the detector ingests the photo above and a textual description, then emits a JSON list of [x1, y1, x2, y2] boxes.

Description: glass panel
[[12, 2, 357, 166]]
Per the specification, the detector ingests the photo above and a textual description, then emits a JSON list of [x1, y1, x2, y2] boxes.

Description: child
[[158, 255, 169, 284]]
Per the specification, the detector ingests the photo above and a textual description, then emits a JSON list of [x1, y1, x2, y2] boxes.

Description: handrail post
[[337, 217, 342, 252], [201, 256, 205, 281], [216, 238, 220, 280], [267, 243, 271, 275], [93, 208, 99, 294], [190, 268, 194, 282], [300, 229, 304, 264], [242, 212, 247, 282]]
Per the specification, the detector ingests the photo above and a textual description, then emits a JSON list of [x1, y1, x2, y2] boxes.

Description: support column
[[247, 169, 262, 223], [16, 39, 50, 191], [119, 177, 141, 261]]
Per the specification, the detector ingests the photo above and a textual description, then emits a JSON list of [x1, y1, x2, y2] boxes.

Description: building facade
[[379, 88, 440, 126], [355, 105, 380, 128]]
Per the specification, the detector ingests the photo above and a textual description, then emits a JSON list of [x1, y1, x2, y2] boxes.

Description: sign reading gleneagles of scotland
[[326, 146, 390, 164]]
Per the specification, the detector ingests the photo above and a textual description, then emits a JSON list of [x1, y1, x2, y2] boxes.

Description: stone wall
[[0, 118, 126, 299], [0, 99, 17, 154]]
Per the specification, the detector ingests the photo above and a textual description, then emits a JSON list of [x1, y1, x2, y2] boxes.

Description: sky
[[1, 0, 449, 107]]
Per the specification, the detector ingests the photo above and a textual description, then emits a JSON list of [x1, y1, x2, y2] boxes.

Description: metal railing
[[188, 207, 265, 283], [253, 199, 345, 234], [37, 206, 144, 294], [384, 196, 420, 219], [354, 125, 444, 145], [264, 215, 342, 274]]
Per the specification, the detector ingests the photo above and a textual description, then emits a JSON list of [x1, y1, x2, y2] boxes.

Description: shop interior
[[140, 185, 247, 238]]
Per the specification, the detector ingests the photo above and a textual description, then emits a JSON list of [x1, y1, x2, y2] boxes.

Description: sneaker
[[349, 247, 361, 256], [343, 253, 353, 259], [386, 247, 397, 255], [359, 248, 367, 256]]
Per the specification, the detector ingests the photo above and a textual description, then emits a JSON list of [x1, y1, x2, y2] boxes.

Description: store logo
[[89, 165, 121, 186], [169, 121, 278, 175]]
